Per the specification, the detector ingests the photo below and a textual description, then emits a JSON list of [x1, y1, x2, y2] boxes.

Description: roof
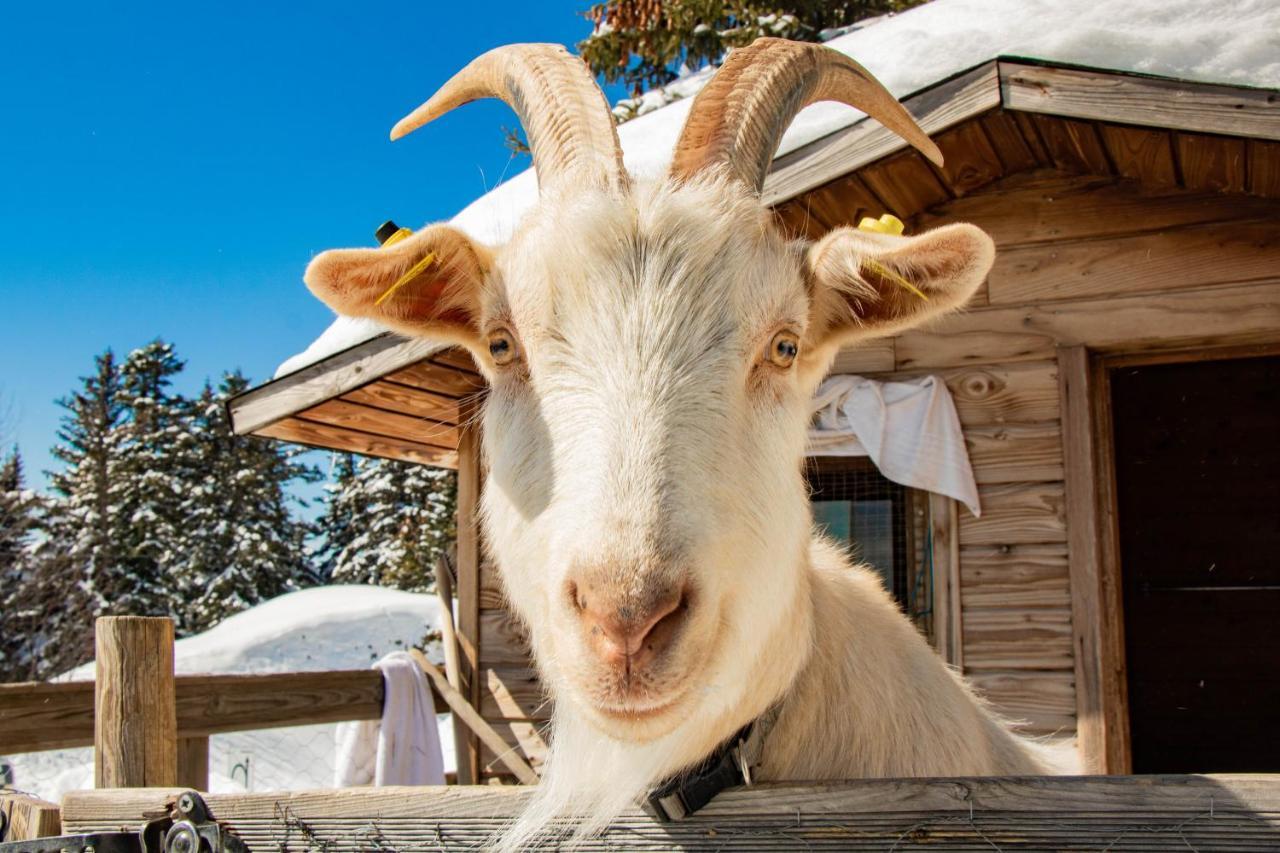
[[274, 0, 1280, 378]]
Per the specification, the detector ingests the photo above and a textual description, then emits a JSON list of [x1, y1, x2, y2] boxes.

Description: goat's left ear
[[804, 222, 994, 350]]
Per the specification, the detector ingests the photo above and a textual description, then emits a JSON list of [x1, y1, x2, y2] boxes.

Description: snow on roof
[[276, 0, 1280, 378]]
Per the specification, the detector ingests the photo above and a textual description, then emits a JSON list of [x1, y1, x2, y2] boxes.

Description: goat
[[304, 38, 1050, 846]]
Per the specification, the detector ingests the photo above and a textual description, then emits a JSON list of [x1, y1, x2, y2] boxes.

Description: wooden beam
[[95, 616, 178, 788], [228, 334, 449, 435], [928, 494, 963, 668], [255, 417, 458, 468], [0, 791, 61, 841], [1001, 61, 1280, 141], [1058, 345, 1131, 774], [453, 406, 483, 784], [763, 61, 1000, 205], [176, 736, 210, 792], [60, 775, 1280, 849], [303, 398, 461, 450], [0, 670, 411, 754]]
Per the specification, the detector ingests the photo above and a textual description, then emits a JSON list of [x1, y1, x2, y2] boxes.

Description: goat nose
[[569, 582, 688, 667]]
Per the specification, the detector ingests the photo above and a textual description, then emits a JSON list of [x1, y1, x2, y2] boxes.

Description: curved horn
[[391, 43, 625, 191], [671, 38, 943, 193]]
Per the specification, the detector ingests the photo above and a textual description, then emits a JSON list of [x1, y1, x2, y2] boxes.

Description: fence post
[[94, 616, 178, 788]]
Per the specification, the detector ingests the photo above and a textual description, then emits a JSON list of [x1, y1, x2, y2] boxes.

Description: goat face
[[302, 40, 994, 744]]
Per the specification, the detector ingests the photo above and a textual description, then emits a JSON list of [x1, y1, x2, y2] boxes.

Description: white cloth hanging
[[334, 651, 446, 787], [808, 374, 981, 517]]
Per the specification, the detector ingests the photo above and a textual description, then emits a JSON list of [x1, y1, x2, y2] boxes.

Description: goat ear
[[805, 222, 993, 349], [304, 224, 491, 348]]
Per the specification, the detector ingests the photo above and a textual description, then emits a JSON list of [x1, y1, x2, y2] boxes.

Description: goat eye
[[488, 329, 518, 366], [768, 331, 800, 368]]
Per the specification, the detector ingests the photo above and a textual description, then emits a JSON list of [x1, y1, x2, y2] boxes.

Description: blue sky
[[0, 2, 625, 485]]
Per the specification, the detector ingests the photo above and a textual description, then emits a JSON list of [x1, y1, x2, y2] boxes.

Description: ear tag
[[857, 213, 928, 302], [370, 219, 438, 307]]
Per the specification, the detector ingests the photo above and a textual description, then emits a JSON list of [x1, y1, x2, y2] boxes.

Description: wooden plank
[[454, 410, 483, 785], [968, 670, 1077, 734], [859, 148, 952, 218], [479, 608, 533, 668], [304, 398, 460, 450], [95, 616, 178, 788], [829, 339, 895, 375], [342, 380, 461, 424], [964, 422, 1064, 484], [798, 173, 889, 231], [939, 362, 1061, 425], [933, 117, 1005, 196], [1001, 61, 1280, 141], [962, 607, 1074, 670], [1011, 111, 1052, 165], [771, 197, 828, 240], [0, 791, 61, 841], [0, 671, 394, 754], [928, 494, 962, 668], [256, 417, 458, 468], [478, 720, 550, 776], [229, 334, 447, 435], [1098, 124, 1177, 186], [1058, 346, 1131, 774], [915, 170, 1280, 248], [385, 360, 486, 397], [763, 62, 1001, 205], [481, 666, 550, 721], [988, 219, 1280, 306], [1176, 132, 1247, 193], [959, 543, 1071, 609], [959, 482, 1067, 546], [64, 775, 1280, 850], [1031, 114, 1112, 175], [980, 110, 1041, 173], [408, 649, 538, 785], [894, 280, 1280, 370], [1249, 138, 1280, 197], [176, 736, 209, 792]]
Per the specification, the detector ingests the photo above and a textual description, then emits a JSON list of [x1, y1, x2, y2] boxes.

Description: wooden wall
[[466, 131, 1280, 776]]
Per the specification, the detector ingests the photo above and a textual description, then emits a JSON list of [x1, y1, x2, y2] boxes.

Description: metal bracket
[[0, 792, 248, 853]]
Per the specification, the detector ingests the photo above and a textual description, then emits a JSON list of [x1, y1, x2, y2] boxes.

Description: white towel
[[334, 651, 446, 787], [808, 374, 981, 517]]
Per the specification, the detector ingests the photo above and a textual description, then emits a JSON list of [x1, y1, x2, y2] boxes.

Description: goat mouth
[[594, 697, 680, 722]]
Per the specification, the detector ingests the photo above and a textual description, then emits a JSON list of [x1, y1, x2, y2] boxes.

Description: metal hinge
[[0, 793, 247, 853]]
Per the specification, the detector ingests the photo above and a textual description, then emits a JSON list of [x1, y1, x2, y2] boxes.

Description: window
[[805, 456, 934, 642]]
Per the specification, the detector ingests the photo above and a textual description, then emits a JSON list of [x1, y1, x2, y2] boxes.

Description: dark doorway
[[1111, 354, 1280, 773]]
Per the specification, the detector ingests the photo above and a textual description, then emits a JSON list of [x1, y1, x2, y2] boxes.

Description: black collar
[[641, 707, 778, 822]]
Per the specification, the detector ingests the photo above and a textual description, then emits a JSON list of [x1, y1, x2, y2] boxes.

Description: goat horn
[[391, 43, 625, 192], [670, 38, 943, 193]]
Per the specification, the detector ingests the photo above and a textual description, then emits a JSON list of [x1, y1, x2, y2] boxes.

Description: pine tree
[[170, 372, 320, 634], [317, 455, 457, 593], [0, 447, 42, 681], [580, 1, 924, 101]]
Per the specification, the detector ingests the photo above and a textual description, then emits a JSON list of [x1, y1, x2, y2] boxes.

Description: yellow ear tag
[[375, 251, 437, 307], [856, 213, 928, 302]]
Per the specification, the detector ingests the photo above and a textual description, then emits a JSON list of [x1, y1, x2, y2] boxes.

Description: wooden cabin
[[229, 58, 1280, 783]]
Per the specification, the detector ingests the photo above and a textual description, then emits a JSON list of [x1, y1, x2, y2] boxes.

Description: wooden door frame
[[1059, 341, 1280, 773]]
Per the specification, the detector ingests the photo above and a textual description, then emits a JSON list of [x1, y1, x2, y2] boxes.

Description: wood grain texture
[[257, 417, 458, 468], [454, 412, 483, 784], [1001, 61, 1280, 141], [0, 791, 61, 841], [303, 398, 460, 450], [928, 494, 962, 668], [980, 110, 1041, 173], [176, 736, 209, 792], [63, 775, 1280, 850], [763, 61, 1000, 205], [894, 280, 1280, 370], [969, 670, 1077, 735], [933, 118, 1005, 196], [480, 666, 550, 721], [962, 607, 1074, 670], [958, 482, 1067, 546], [478, 608, 533, 669], [829, 339, 895, 375], [95, 616, 178, 788], [1249, 138, 1280, 197], [959, 544, 1071, 610], [988, 219, 1280, 306], [964, 422, 1063, 484], [341, 381, 461, 425], [478, 719, 550, 775], [1098, 124, 1177, 186], [385, 360, 486, 397], [859, 149, 952, 219], [1031, 114, 1112, 175], [1176, 132, 1247, 194]]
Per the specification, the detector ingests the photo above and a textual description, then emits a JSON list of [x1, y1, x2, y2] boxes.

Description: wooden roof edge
[[765, 57, 1280, 207], [227, 333, 446, 436]]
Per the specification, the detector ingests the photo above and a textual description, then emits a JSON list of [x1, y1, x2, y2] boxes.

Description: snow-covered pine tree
[[171, 371, 319, 634], [0, 447, 42, 681], [37, 350, 131, 674], [317, 454, 457, 593]]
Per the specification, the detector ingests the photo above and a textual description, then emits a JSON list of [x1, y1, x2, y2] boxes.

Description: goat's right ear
[[304, 224, 491, 348]]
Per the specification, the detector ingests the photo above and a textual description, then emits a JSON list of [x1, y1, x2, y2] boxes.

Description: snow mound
[[278, 0, 1280, 374], [5, 585, 454, 802]]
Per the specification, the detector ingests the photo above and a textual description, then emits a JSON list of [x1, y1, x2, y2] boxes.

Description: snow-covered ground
[[275, 0, 1280, 378], [2, 585, 454, 802]]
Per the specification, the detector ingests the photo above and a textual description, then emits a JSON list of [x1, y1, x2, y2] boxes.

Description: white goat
[[304, 39, 1048, 846]]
